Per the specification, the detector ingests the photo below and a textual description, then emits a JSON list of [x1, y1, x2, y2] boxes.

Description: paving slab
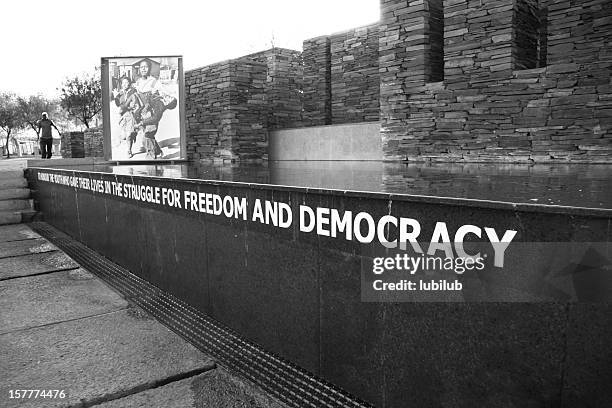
[[0, 269, 128, 334], [0, 169, 25, 179], [0, 237, 57, 259], [0, 224, 41, 243], [99, 368, 286, 408], [0, 188, 30, 201], [0, 308, 216, 408], [0, 251, 78, 280]]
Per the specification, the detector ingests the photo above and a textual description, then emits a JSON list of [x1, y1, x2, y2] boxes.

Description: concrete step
[[0, 178, 28, 189], [0, 211, 22, 225], [0, 164, 34, 225], [0, 209, 39, 225], [0, 170, 24, 180], [0, 188, 30, 200], [20, 209, 40, 223], [0, 199, 32, 211]]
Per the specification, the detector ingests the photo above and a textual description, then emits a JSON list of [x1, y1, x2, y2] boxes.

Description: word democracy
[[299, 206, 516, 267]]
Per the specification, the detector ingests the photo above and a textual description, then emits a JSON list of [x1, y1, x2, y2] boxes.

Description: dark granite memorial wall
[[27, 167, 612, 408]]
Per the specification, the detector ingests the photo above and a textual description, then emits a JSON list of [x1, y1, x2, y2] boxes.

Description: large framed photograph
[[101, 56, 185, 161]]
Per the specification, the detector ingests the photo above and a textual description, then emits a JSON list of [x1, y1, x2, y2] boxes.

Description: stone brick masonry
[[245, 48, 303, 130], [302, 37, 332, 126], [330, 24, 380, 124], [379, 0, 446, 160], [60, 131, 84, 158], [84, 127, 104, 158], [380, 0, 612, 162], [185, 59, 267, 162], [183, 0, 611, 163]]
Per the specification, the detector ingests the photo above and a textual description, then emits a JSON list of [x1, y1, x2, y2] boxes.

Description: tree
[[18, 95, 55, 137], [0, 92, 23, 158], [59, 69, 102, 129]]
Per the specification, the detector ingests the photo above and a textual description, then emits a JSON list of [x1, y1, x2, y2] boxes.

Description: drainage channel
[[29, 222, 373, 408]]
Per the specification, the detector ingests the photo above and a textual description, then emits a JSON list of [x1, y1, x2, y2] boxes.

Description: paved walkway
[[0, 223, 286, 408], [0, 157, 29, 170]]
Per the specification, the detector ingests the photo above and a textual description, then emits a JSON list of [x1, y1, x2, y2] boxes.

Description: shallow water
[[43, 161, 612, 209]]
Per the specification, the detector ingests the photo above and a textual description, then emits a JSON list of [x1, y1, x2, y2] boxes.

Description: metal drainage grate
[[30, 222, 373, 408]]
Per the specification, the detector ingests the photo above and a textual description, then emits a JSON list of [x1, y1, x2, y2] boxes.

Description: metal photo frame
[[101, 55, 186, 162]]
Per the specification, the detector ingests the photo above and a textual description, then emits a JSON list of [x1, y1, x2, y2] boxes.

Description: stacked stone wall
[[302, 37, 332, 126], [246, 48, 303, 130], [381, 0, 612, 162], [379, 0, 447, 159], [83, 127, 104, 158], [330, 24, 380, 123], [185, 59, 267, 162], [182, 0, 611, 163], [394, 63, 612, 162], [185, 62, 230, 161], [547, 0, 612, 65], [229, 59, 268, 161], [60, 131, 84, 158]]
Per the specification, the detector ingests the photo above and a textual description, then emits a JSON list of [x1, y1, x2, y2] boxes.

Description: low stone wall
[[185, 59, 267, 162], [246, 48, 303, 130], [84, 127, 104, 158], [380, 0, 612, 162], [385, 62, 612, 162], [181, 0, 611, 163], [330, 24, 380, 124], [60, 131, 84, 158], [302, 37, 332, 126]]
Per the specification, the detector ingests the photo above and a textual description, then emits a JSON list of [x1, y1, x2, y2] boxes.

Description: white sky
[[1, 0, 380, 98]]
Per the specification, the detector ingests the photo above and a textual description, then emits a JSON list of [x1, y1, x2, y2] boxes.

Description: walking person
[[37, 112, 60, 159]]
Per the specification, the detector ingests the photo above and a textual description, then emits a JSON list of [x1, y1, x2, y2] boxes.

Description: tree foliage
[[59, 69, 102, 129], [0, 92, 23, 158], [18, 95, 55, 136]]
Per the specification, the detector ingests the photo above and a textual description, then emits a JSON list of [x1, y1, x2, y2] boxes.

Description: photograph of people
[[107, 56, 181, 160], [112, 76, 141, 158]]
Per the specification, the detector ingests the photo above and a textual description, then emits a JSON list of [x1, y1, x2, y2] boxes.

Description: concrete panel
[[98, 369, 286, 408], [269, 122, 381, 160], [0, 252, 78, 280], [0, 238, 57, 259], [0, 268, 127, 333], [0, 224, 40, 243], [0, 309, 215, 408]]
